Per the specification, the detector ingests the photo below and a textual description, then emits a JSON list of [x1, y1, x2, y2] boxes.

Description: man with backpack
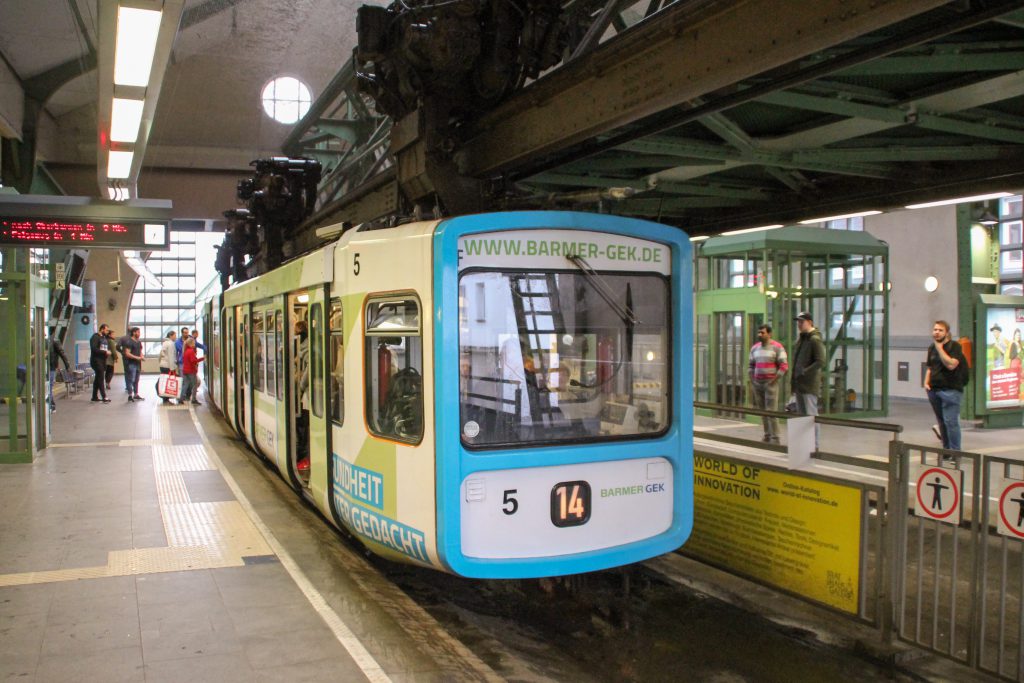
[[924, 320, 969, 451]]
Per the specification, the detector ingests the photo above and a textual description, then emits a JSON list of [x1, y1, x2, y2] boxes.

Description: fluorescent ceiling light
[[721, 224, 784, 236], [799, 210, 881, 224], [113, 7, 162, 87], [110, 98, 145, 142], [107, 150, 134, 179], [689, 235, 710, 242], [905, 192, 1012, 209]]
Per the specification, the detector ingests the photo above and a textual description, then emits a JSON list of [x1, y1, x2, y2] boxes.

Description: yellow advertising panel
[[685, 453, 863, 614]]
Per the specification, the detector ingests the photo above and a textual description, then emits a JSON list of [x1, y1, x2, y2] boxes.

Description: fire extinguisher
[[378, 341, 392, 410]]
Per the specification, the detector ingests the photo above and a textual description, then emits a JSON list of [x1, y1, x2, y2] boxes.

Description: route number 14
[[551, 481, 591, 527]]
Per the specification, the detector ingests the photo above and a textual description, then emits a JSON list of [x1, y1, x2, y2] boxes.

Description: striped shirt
[[749, 339, 789, 382]]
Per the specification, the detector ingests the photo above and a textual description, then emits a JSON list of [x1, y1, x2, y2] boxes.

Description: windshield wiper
[[566, 254, 640, 327]]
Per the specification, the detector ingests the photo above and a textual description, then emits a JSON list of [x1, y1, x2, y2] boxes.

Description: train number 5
[[502, 489, 518, 515]]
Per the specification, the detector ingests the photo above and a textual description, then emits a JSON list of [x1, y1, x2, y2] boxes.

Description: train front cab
[[432, 212, 693, 578]]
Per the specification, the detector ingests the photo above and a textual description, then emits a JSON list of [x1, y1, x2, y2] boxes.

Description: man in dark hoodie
[[790, 312, 825, 438]]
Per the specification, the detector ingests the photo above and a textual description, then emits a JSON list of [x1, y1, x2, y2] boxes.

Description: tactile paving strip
[[0, 407, 275, 587]]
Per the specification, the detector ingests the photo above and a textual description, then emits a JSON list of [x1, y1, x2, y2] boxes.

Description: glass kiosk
[[696, 226, 889, 417]]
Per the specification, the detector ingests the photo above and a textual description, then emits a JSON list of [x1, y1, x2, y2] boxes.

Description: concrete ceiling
[[0, 0, 376, 176]]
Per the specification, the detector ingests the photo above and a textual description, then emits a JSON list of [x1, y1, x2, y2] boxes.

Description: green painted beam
[[837, 53, 1024, 76], [761, 89, 1024, 145], [792, 144, 1012, 163], [619, 137, 895, 178]]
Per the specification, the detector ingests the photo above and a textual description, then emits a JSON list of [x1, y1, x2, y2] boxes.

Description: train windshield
[[458, 270, 669, 447]]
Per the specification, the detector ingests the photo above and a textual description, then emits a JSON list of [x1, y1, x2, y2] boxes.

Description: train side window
[[275, 312, 284, 400], [253, 312, 265, 393], [265, 311, 276, 397], [364, 297, 423, 443], [329, 299, 343, 425], [310, 304, 324, 418]]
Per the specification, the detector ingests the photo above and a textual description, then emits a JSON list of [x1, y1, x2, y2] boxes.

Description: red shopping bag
[[158, 372, 182, 399]]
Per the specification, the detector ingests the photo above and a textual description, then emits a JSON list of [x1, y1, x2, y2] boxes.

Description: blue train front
[[433, 212, 693, 577], [207, 210, 692, 579]]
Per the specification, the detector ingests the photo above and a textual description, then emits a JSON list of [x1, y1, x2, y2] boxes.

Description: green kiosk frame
[[696, 226, 889, 418]]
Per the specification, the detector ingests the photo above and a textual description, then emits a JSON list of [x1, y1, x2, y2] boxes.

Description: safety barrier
[[690, 402, 1024, 679]]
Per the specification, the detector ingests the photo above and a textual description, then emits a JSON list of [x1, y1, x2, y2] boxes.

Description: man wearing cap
[[790, 312, 826, 431], [749, 324, 788, 443], [991, 324, 1008, 369]]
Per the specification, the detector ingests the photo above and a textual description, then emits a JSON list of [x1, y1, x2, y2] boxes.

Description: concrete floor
[[2, 380, 1021, 681], [0, 377, 494, 682]]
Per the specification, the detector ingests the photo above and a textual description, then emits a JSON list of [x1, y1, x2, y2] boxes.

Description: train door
[[210, 303, 222, 411], [273, 305, 288, 474], [225, 308, 236, 431], [236, 306, 251, 443], [287, 289, 325, 491]]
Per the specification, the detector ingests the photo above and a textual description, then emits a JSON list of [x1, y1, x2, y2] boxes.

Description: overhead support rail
[[279, 0, 1024, 248]]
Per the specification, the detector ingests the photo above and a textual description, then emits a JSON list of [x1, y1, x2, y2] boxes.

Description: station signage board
[[0, 217, 169, 249]]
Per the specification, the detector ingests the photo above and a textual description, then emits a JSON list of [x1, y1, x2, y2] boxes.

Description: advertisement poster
[[684, 454, 863, 614], [985, 307, 1024, 410]]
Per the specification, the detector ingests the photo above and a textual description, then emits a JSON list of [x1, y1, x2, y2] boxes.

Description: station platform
[[2, 379, 1019, 681], [0, 378, 499, 682]]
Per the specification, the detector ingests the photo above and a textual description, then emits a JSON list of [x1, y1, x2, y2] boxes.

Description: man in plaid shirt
[[749, 324, 789, 443]]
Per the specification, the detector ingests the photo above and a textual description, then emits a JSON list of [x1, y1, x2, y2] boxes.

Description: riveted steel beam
[[456, 0, 953, 177]]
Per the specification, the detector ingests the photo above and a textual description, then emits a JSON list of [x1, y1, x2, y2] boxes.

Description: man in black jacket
[[89, 324, 112, 402], [790, 312, 826, 448], [924, 320, 968, 451]]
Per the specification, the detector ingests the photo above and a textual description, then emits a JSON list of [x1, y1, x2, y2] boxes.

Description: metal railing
[[692, 401, 1024, 678]]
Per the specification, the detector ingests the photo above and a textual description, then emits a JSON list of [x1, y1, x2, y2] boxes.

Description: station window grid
[[127, 231, 201, 355], [998, 195, 1023, 296]]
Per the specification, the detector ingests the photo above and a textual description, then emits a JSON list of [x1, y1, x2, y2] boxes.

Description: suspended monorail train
[[202, 211, 693, 578]]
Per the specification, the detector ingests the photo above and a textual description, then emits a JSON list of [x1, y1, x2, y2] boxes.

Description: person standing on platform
[[180, 337, 205, 405], [175, 327, 190, 374], [791, 312, 825, 415], [790, 312, 825, 446], [156, 331, 177, 403], [123, 327, 145, 402], [749, 324, 789, 443], [89, 324, 111, 403], [924, 320, 969, 452], [48, 331, 70, 412], [105, 329, 118, 390]]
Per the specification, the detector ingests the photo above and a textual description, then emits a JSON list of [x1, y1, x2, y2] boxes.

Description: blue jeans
[[927, 388, 962, 451], [125, 363, 140, 397]]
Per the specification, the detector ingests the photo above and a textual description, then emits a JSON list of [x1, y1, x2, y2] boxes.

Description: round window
[[261, 76, 312, 124]]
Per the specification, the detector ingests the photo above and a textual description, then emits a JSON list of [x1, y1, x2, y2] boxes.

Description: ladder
[[509, 273, 566, 425]]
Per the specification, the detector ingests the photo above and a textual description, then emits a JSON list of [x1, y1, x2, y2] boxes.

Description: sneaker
[[191, 400, 201, 405], [128, 396, 135, 402], [101, 398, 111, 403], [769, 436, 781, 444], [134, 395, 145, 401], [931, 424, 942, 442], [91, 398, 101, 402], [762, 435, 772, 442]]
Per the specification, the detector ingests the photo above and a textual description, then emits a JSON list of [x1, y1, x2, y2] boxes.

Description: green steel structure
[[0, 249, 51, 463], [696, 227, 889, 418]]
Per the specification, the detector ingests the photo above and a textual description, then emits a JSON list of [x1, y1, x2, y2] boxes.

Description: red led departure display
[[0, 217, 169, 249]]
